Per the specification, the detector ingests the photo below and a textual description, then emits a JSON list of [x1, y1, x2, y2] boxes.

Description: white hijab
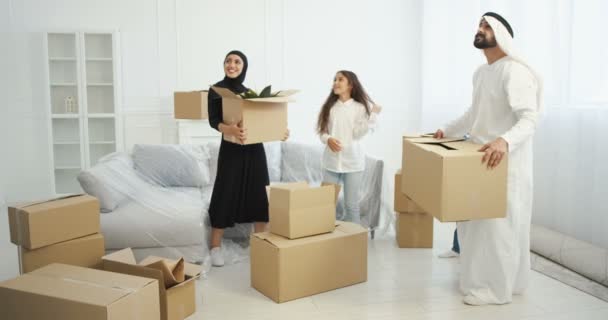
[[483, 15, 544, 113]]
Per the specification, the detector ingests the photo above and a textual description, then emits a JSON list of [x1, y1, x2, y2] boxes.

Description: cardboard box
[[269, 182, 340, 239], [251, 221, 367, 303], [394, 169, 425, 213], [396, 212, 434, 248], [8, 194, 100, 249], [0, 263, 160, 320], [174, 91, 208, 119], [102, 248, 202, 320], [211, 86, 297, 145], [401, 136, 508, 222], [18, 233, 105, 274]]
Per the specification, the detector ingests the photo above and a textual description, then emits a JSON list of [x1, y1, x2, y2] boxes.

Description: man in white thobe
[[435, 12, 543, 305]]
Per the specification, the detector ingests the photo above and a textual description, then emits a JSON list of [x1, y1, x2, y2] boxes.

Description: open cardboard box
[[401, 136, 507, 222], [102, 248, 202, 320], [211, 86, 298, 145]]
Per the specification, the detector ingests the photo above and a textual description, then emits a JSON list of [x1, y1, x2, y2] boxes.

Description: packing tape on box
[[61, 277, 137, 294]]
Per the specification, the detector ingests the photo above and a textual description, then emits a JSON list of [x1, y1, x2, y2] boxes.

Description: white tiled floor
[[1, 204, 606, 320], [189, 238, 608, 320]]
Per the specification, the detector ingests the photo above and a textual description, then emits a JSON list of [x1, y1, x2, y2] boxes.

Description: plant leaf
[[260, 85, 272, 98]]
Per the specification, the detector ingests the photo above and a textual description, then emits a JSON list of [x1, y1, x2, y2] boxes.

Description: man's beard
[[473, 33, 497, 49]]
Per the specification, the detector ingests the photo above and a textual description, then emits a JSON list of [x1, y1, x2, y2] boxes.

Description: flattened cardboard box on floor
[[396, 212, 434, 248], [269, 182, 340, 239], [251, 221, 367, 303], [174, 90, 208, 119], [102, 248, 202, 320], [8, 194, 100, 249], [0, 263, 160, 320], [394, 169, 425, 213], [19, 233, 105, 274], [401, 136, 508, 222], [211, 86, 298, 145]]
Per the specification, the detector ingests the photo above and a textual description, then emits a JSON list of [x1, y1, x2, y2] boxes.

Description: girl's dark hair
[[317, 70, 374, 134]]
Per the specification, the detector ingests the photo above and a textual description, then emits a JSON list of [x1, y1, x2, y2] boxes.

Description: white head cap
[[483, 14, 544, 112]]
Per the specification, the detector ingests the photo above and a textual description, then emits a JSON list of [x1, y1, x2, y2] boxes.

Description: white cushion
[[77, 153, 134, 213], [132, 144, 210, 187]]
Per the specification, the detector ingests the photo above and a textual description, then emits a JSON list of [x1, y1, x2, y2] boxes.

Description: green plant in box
[[239, 85, 281, 99]]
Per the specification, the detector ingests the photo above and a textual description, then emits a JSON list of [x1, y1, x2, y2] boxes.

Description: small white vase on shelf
[[64, 96, 76, 113]]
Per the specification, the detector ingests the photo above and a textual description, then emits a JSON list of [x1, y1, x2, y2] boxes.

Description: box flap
[[102, 248, 138, 265], [138, 256, 202, 283], [102, 249, 172, 287], [404, 136, 464, 144], [139, 256, 185, 288], [183, 262, 202, 278], [269, 182, 309, 191], [243, 89, 298, 103], [442, 141, 484, 155], [244, 96, 294, 103], [212, 86, 298, 103], [175, 90, 208, 93], [211, 86, 240, 99], [140, 256, 201, 277], [403, 133, 426, 138], [252, 221, 365, 248], [413, 140, 484, 158], [12, 194, 85, 210], [276, 89, 299, 97]]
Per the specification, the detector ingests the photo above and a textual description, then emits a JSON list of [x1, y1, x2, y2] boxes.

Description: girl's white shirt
[[320, 99, 377, 173]]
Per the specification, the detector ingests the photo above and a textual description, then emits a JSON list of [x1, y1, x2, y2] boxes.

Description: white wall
[[174, 0, 422, 174], [3, 0, 179, 201], [1, 0, 423, 278], [0, 0, 20, 281], [2, 0, 423, 202]]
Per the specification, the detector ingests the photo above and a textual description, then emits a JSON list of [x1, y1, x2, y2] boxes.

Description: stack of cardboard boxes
[[394, 170, 434, 248], [2, 194, 201, 320], [251, 182, 368, 303], [8, 195, 105, 273], [395, 135, 509, 247]]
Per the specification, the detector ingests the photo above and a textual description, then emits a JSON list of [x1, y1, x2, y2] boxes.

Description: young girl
[[317, 70, 381, 225]]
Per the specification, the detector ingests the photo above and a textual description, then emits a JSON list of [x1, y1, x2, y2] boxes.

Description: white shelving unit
[[45, 31, 122, 195]]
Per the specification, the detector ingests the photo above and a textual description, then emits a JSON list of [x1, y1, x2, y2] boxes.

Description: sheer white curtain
[[418, 0, 608, 248]]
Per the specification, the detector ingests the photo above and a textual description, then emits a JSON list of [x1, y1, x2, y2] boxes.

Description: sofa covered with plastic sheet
[[77, 141, 385, 274]]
